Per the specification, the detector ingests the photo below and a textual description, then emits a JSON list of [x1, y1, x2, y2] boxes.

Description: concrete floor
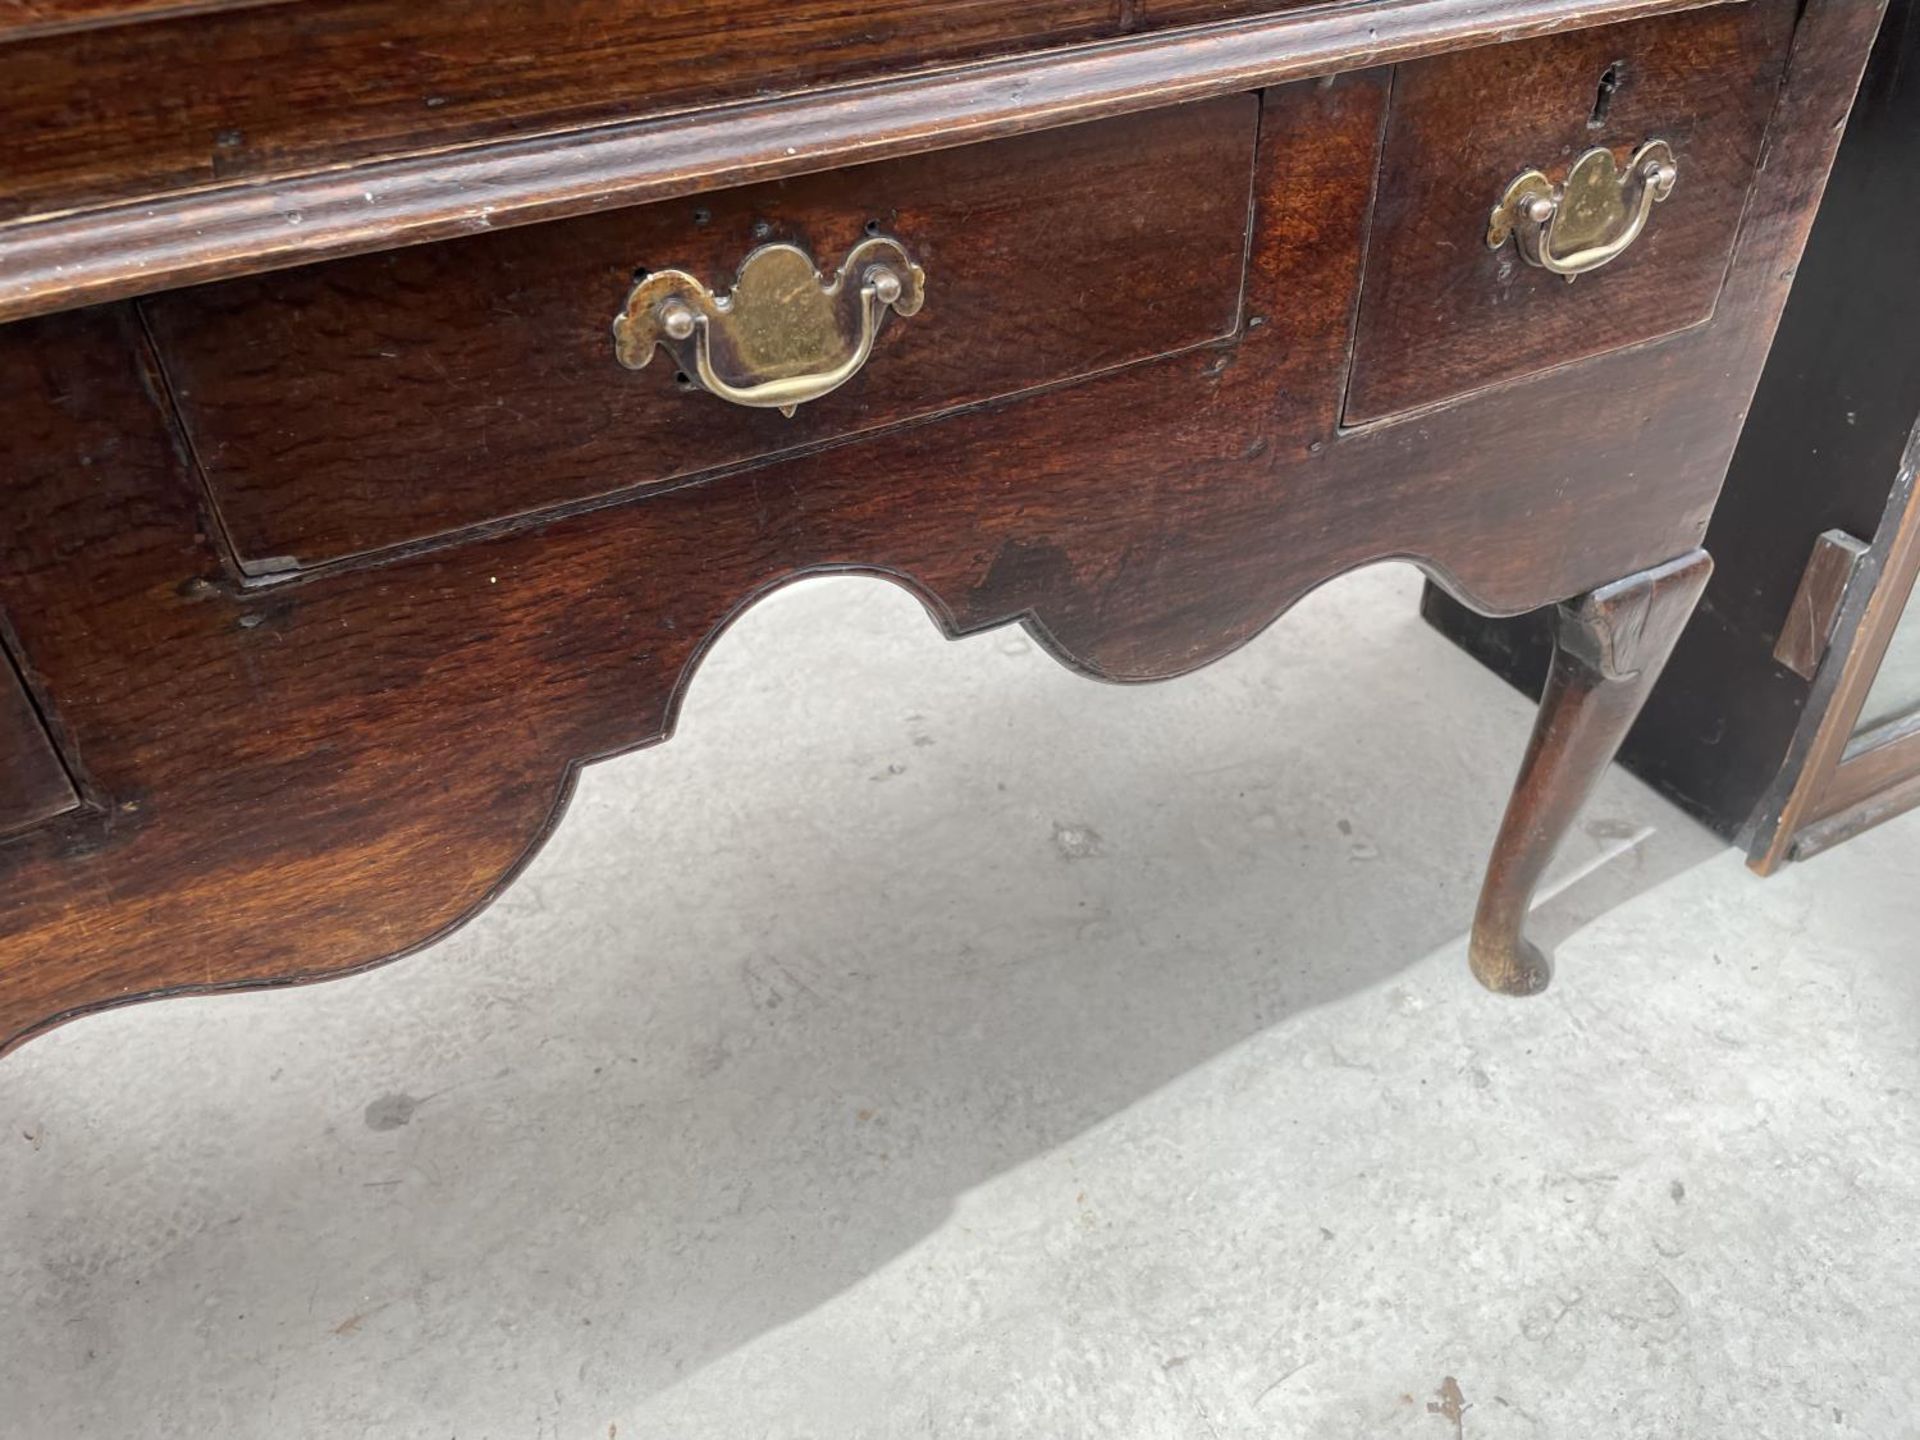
[[4, 563, 1919, 1439]]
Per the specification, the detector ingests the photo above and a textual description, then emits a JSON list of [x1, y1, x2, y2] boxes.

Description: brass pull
[[1487, 140, 1677, 279], [612, 237, 926, 417]]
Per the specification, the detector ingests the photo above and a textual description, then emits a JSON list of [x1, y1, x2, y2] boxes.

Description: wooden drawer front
[[145, 98, 1260, 574], [1344, 0, 1795, 425], [1, 645, 77, 839]]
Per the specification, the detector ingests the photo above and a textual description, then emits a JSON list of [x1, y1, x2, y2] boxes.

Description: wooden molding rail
[[0, 0, 1734, 323]]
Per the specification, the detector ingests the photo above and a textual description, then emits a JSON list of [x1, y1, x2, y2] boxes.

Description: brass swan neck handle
[[613, 237, 927, 417], [1487, 140, 1677, 279]]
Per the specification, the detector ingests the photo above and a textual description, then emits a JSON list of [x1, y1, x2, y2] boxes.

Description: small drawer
[[2, 645, 77, 839], [144, 97, 1260, 573], [1344, 0, 1796, 425]]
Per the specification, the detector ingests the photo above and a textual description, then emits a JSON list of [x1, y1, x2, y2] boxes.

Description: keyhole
[[1589, 62, 1625, 129]]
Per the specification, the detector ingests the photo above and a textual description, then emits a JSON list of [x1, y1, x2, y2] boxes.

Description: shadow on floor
[[0, 564, 1729, 1435]]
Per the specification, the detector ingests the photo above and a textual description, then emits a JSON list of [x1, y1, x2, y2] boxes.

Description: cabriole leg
[[1468, 549, 1713, 996]]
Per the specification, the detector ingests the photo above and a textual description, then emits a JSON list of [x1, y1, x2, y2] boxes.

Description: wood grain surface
[[0, 0, 1115, 220], [0, 0, 1739, 324], [1424, 0, 1908, 859], [0, 0, 1889, 1054], [1773, 529, 1872, 681], [0, 0, 1403, 224], [1346, 0, 1795, 422], [1468, 550, 1712, 995], [145, 100, 1260, 571], [0, 644, 77, 838], [0, 0, 293, 42]]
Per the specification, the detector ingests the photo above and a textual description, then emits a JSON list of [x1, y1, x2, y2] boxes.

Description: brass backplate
[[613, 237, 926, 414], [1487, 140, 1676, 277]]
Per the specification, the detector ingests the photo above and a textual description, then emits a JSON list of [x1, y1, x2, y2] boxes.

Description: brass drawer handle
[[613, 236, 926, 417], [1487, 140, 1677, 278]]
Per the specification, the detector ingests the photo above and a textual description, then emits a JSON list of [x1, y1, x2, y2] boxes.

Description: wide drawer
[[144, 97, 1260, 574], [1344, 0, 1796, 424]]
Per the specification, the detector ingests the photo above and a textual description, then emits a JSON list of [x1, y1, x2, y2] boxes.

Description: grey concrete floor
[[4, 563, 1919, 1439]]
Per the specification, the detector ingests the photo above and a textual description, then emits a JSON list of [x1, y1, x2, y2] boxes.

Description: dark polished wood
[[0, 642, 77, 838], [144, 100, 1260, 571], [0, 0, 1741, 229], [0, 0, 1127, 221], [0, 1, 296, 40], [1346, 0, 1792, 423], [0, 0, 1742, 324], [0, 0, 1890, 1055], [1469, 550, 1712, 994], [1425, 0, 1919, 870], [1773, 529, 1872, 681]]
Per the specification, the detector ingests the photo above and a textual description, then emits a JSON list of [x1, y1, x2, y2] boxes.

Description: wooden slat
[[1791, 736, 1920, 859], [1751, 422, 1920, 872], [1773, 527, 1872, 679]]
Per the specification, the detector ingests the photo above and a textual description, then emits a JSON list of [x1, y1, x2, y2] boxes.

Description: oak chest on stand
[[0, 0, 1888, 1053]]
